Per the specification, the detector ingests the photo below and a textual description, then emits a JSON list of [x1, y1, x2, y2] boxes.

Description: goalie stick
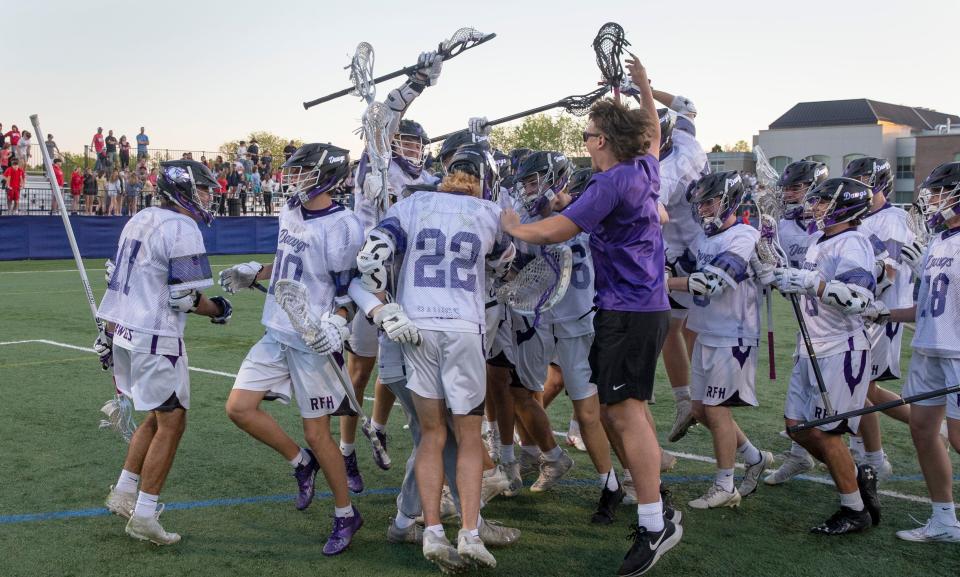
[[788, 385, 960, 433], [496, 245, 573, 328], [30, 114, 136, 443], [303, 28, 496, 109]]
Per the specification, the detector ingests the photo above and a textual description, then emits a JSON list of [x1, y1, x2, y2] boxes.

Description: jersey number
[[413, 228, 481, 292], [107, 239, 142, 295], [268, 248, 303, 294], [570, 244, 590, 290], [921, 273, 949, 318]]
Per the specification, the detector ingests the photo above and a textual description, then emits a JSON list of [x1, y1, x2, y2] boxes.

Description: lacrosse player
[[345, 50, 444, 491], [866, 161, 960, 542], [356, 145, 515, 570], [99, 159, 232, 545], [220, 143, 365, 556], [772, 177, 882, 534], [503, 55, 683, 577], [764, 160, 828, 485]]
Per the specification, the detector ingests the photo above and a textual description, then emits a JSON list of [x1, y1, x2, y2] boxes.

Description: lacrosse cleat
[[293, 448, 320, 510], [688, 485, 741, 510], [343, 451, 364, 494], [857, 464, 881, 526], [480, 465, 511, 505], [738, 450, 774, 497], [125, 505, 181, 545], [896, 517, 960, 543], [423, 530, 467, 574], [764, 451, 815, 485], [323, 505, 363, 556], [810, 507, 872, 535], [591, 485, 625, 525], [105, 485, 137, 519], [457, 529, 497, 568], [503, 461, 523, 497], [387, 517, 423, 544], [668, 398, 696, 442], [478, 518, 520, 547], [363, 426, 391, 471], [531, 450, 574, 492]]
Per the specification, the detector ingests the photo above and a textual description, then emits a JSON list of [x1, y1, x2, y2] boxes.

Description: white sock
[[115, 469, 139, 494], [133, 491, 159, 519], [425, 524, 445, 538], [340, 442, 355, 456], [542, 446, 563, 462], [521, 445, 542, 458], [481, 420, 491, 434], [865, 450, 885, 469], [716, 468, 735, 492], [395, 512, 416, 529], [932, 502, 958, 526], [848, 436, 865, 455], [500, 444, 516, 464], [636, 500, 665, 533], [371, 420, 385, 433], [672, 386, 691, 402], [839, 491, 864, 512], [334, 504, 355, 518], [289, 448, 310, 468], [737, 440, 762, 465], [600, 469, 619, 492], [789, 441, 810, 459]]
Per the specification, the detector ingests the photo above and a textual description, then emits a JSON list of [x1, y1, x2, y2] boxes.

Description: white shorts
[[233, 333, 353, 419], [785, 349, 871, 433], [691, 340, 758, 407], [378, 336, 406, 385], [867, 322, 904, 382], [403, 329, 486, 415], [485, 302, 515, 364], [903, 351, 960, 420], [514, 318, 597, 401], [348, 313, 379, 358], [113, 345, 191, 411]]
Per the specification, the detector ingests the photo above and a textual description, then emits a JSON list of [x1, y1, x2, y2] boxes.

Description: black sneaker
[[660, 486, 682, 525], [591, 486, 625, 525], [810, 507, 872, 535], [618, 520, 683, 577], [857, 464, 881, 526]]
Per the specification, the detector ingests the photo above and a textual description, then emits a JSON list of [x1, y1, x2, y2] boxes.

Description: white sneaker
[[688, 485, 741, 510], [668, 398, 696, 442], [457, 529, 496, 568], [565, 421, 587, 452], [763, 451, 815, 485], [622, 475, 637, 505], [502, 461, 523, 497], [738, 451, 774, 497], [125, 506, 181, 545], [423, 530, 468, 574], [104, 485, 136, 519], [875, 456, 893, 481], [482, 428, 501, 463], [387, 517, 423, 544], [478, 518, 520, 547], [531, 450, 574, 493], [440, 486, 460, 521], [660, 450, 677, 472], [896, 517, 960, 543], [480, 465, 511, 505]]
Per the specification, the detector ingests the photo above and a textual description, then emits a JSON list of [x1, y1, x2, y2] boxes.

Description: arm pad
[[168, 289, 201, 313], [386, 80, 425, 116], [820, 280, 872, 315], [357, 228, 396, 292]]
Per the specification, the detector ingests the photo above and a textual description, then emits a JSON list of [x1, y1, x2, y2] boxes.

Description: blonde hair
[[438, 171, 481, 198]]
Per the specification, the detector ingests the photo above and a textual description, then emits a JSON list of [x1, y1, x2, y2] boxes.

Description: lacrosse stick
[[349, 42, 376, 104], [429, 87, 610, 143], [303, 27, 496, 109], [789, 384, 960, 433], [906, 202, 930, 246], [593, 22, 630, 101], [497, 245, 573, 328], [272, 279, 386, 459], [30, 114, 136, 443]]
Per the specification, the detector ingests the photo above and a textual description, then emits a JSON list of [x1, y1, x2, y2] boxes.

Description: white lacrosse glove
[[374, 303, 421, 345], [618, 78, 642, 97], [749, 253, 777, 286], [104, 258, 115, 283], [774, 267, 821, 296], [862, 301, 891, 325], [901, 240, 926, 276], [306, 313, 350, 356], [875, 259, 894, 295], [93, 326, 113, 370], [687, 271, 723, 297], [468, 116, 491, 137], [168, 289, 201, 313], [413, 51, 443, 86], [219, 261, 263, 294], [821, 280, 871, 315], [362, 171, 384, 202]]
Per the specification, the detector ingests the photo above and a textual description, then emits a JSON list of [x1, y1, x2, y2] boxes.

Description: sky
[[5, 0, 957, 157]]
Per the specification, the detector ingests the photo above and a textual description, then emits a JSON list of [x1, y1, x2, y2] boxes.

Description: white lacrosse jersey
[[778, 217, 813, 269], [912, 227, 960, 358], [353, 158, 437, 234], [377, 190, 507, 333], [686, 224, 761, 346], [661, 128, 709, 264], [261, 203, 364, 351], [859, 203, 916, 309], [98, 207, 212, 352], [796, 229, 875, 356]]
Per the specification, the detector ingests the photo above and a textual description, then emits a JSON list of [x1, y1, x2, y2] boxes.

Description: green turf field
[[1, 256, 958, 577]]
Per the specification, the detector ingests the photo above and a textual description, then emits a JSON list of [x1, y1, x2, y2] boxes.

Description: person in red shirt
[[5, 125, 21, 148], [70, 167, 84, 213], [0, 143, 10, 172], [51, 158, 65, 214], [4, 158, 25, 214], [92, 127, 105, 171]]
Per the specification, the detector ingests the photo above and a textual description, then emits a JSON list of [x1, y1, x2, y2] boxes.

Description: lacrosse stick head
[[906, 202, 931, 245], [348, 42, 376, 103], [281, 143, 352, 207], [497, 245, 573, 326], [99, 394, 137, 443], [593, 22, 630, 90], [439, 27, 492, 58], [559, 86, 611, 117], [272, 279, 321, 343]]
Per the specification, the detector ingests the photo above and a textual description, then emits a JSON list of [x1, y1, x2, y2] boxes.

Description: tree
[[219, 131, 304, 163], [487, 114, 587, 158], [724, 140, 750, 153], [711, 144, 723, 153]]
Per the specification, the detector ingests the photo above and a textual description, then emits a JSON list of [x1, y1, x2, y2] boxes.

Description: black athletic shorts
[[590, 309, 670, 405], [668, 295, 687, 310]]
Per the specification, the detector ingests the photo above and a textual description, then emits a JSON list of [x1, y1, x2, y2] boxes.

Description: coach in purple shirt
[[501, 55, 679, 577]]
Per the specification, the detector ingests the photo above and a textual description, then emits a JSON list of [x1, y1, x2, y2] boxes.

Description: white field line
[[2, 264, 236, 275]]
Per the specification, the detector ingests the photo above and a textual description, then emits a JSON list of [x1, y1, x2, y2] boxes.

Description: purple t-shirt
[[563, 154, 669, 313]]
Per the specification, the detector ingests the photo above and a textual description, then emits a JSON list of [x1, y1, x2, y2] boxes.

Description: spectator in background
[[70, 166, 84, 213], [136, 127, 149, 160], [51, 158, 65, 214], [5, 125, 21, 156], [82, 168, 97, 215], [125, 171, 142, 216], [214, 155, 224, 172], [4, 158, 25, 214], [92, 127, 105, 171], [17, 130, 32, 169], [260, 148, 273, 179], [216, 169, 228, 215], [104, 130, 118, 167], [96, 171, 107, 215], [248, 165, 261, 213], [142, 170, 155, 209], [200, 155, 209, 168], [105, 169, 122, 216], [283, 140, 296, 162], [147, 166, 158, 188], [236, 141, 248, 171], [119, 135, 131, 169], [262, 172, 277, 215], [45, 134, 61, 161], [0, 123, 4, 148], [0, 143, 10, 173], [248, 138, 260, 167]]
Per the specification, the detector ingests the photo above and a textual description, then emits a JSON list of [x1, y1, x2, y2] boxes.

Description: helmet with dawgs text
[[686, 170, 745, 236], [515, 151, 572, 217], [843, 156, 892, 198], [803, 177, 872, 234], [777, 160, 828, 220], [281, 143, 351, 208], [157, 159, 220, 226], [918, 161, 960, 231], [438, 129, 490, 171], [392, 119, 429, 178], [658, 108, 677, 158]]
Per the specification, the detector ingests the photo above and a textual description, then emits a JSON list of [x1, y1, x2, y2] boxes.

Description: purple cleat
[[293, 448, 320, 511], [343, 451, 364, 494], [363, 426, 392, 471], [323, 505, 364, 556]]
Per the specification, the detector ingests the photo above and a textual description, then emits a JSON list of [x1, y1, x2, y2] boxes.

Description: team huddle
[[90, 48, 960, 577]]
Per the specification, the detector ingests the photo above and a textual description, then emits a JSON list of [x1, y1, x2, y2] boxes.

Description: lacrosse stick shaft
[[430, 100, 564, 143], [766, 288, 776, 380], [325, 354, 386, 456], [303, 33, 496, 109], [789, 294, 833, 415], [788, 385, 960, 433]]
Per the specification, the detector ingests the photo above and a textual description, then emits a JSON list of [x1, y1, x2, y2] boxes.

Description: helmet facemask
[[392, 133, 426, 177], [919, 182, 960, 231], [519, 168, 569, 217]]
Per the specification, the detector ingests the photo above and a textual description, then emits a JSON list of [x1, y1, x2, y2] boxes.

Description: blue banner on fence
[[0, 216, 281, 260]]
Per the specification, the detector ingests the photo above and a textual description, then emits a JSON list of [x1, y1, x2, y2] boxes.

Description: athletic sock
[[865, 450, 885, 469], [848, 436, 865, 458], [600, 469, 620, 492], [500, 444, 516, 464], [636, 500, 665, 533], [371, 420, 385, 433], [789, 441, 810, 459], [715, 468, 735, 492], [932, 502, 958, 526], [133, 491, 159, 519], [395, 512, 416, 529], [115, 469, 140, 494], [289, 447, 310, 468], [737, 440, 762, 465], [340, 442, 355, 457], [521, 445, 542, 458], [334, 504, 355, 518], [542, 446, 563, 462], [425, 524, 445, 538], [481, 420, 491, 435], [672, 386, 691, 402], [839, 491, 865, 512]]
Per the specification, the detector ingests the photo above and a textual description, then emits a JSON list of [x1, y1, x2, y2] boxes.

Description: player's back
[[661, 128, 709, 258], [353, 157, 436, 234], [913, 227, 960, 357], [778, 217, 812, 269], [859, 204, 916, 308]]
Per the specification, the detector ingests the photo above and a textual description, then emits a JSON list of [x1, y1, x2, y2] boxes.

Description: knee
[[225, 400, 249, 425]]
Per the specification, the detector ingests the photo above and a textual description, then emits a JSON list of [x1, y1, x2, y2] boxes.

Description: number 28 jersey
[[913, 227, 960, 358], [376, 190, 508, 333]]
